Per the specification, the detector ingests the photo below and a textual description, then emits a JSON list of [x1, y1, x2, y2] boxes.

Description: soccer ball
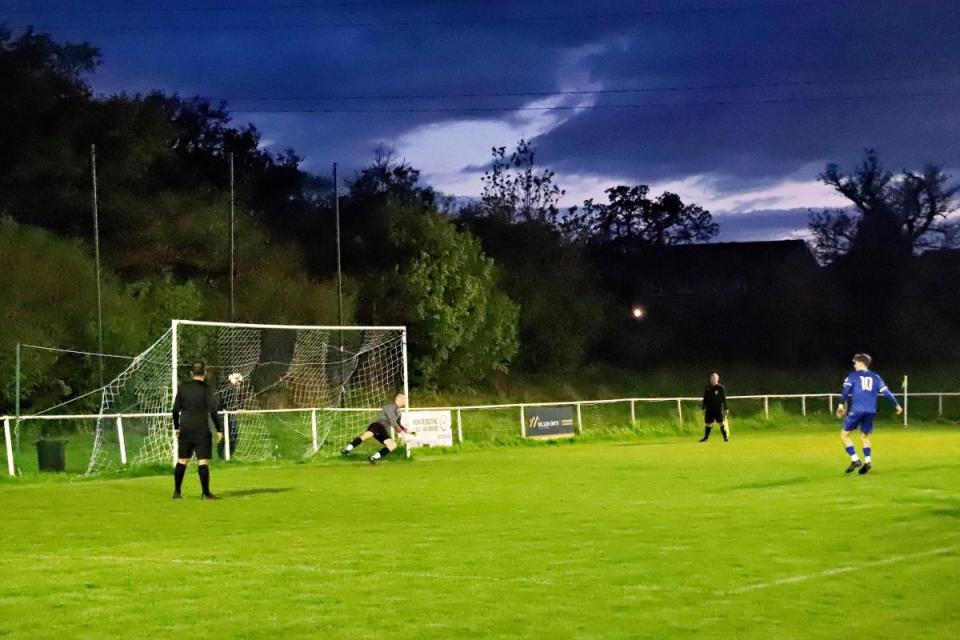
[[228, 373, 244, 386]]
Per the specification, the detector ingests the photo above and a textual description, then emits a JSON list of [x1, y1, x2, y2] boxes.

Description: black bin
[[36, 440, 67, 472]]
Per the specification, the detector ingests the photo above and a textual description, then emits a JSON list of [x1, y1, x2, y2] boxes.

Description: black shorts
[[704, 409, 725, 425], [366, 422, 390, 444], [178, 433, 213, 460]]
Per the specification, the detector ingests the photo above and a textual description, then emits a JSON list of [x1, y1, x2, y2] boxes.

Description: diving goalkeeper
[[341, 392, 408, 464]]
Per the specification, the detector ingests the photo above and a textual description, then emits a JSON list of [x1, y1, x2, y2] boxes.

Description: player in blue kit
[[835, 353, 902, 475]]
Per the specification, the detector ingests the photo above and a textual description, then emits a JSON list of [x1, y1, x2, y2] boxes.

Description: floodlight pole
[[14, 342, 21, 456], [230, 152, 236, 321], [334, 162, 344, 328], [91, 144, 104, 387], [334, 162, 345, 390], [14, 342, 20, 424]]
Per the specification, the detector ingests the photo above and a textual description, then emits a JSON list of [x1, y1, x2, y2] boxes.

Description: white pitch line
[[716, 546, 958, 596], [2, 552, 553, 586]]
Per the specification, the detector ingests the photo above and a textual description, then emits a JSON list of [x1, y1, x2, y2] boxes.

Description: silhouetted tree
[[566, 185, 717, 251], [809, 150, 960, 263], [476, 139, 564, 224]]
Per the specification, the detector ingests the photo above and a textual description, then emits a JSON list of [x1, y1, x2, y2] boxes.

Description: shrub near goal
[[86, 320, 408, 474]]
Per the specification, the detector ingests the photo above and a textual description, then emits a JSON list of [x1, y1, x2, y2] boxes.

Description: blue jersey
[[840, 370, 899, 414]]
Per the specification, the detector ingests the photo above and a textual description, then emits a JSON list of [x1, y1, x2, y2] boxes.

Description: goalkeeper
[[217, 373, 244, 460], [341, 393, 408, 464]]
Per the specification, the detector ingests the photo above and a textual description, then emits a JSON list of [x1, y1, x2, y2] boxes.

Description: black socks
[[350, 437, 364, 448], [174, 462, 187, 492], [198, 465, 211, 495]]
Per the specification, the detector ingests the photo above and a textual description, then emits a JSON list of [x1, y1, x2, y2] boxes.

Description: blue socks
[[863, 447, 872, 463], [845, 445, 858, 461]]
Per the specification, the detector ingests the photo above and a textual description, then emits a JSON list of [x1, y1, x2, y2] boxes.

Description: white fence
[[3, 391, 959, 476], [416, 391, 960, 444]]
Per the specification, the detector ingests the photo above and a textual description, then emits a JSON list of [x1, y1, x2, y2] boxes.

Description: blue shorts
[[843, 412, 875, 434]]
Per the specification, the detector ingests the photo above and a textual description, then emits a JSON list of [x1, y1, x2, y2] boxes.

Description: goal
[[84, 320, 408, 474]]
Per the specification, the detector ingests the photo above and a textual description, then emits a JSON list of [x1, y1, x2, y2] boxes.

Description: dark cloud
[[5, 0, 960, 235], [534, 2, 960, 190]]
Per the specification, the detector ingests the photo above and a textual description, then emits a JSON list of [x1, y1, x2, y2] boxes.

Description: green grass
[[1, 425, 958, 639]]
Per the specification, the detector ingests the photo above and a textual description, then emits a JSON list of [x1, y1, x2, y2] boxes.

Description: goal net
[[82, 320, 407, 474]]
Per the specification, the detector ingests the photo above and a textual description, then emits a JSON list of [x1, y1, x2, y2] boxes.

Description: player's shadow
[[610, 442, 673, 447], [720, 476, 811, 491], [219, 487, 295, 498]]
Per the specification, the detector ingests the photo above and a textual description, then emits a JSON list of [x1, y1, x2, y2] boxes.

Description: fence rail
[[4, 391, 960, 477]]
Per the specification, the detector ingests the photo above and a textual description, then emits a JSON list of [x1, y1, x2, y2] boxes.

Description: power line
[[225, 90, 960, 114], [22, 1, 894, 32], [206, 72, 960, 103], [0, 0, 474, 13]]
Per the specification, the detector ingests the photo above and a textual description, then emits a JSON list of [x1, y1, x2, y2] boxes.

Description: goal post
[[78, 319, 408, 474]]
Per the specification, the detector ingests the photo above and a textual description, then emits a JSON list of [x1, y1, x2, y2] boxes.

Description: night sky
[[4, 0, 959, 241]]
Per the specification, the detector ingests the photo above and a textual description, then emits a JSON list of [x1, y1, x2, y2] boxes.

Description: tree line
[[1, 28, 958, 414]]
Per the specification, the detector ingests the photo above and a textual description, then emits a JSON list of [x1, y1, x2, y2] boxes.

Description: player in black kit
[[699, 371, 729, 442], [341, 393, 407, 464], [172, 361, 224, 499]]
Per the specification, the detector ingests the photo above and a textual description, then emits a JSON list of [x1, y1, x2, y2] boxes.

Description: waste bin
[[36, 439, 67, 472]]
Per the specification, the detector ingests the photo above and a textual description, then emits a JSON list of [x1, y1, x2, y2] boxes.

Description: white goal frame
[[169, 319, 410, 467]]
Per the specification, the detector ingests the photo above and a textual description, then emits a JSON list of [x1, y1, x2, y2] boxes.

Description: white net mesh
[[88, 330, 174, 474], [78, 322, 406, 474]]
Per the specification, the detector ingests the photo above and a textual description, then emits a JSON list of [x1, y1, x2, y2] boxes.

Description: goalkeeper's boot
[[845, 460, 862, 474], [858, 462, 872, 475], [202, 493, 221, 500], [172, 491, 182, 499]]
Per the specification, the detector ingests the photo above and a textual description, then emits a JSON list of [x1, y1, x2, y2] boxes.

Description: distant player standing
[[698, 371, 729, 442], [341, 393, 408, 464], [836, 353, 902, 475], [172, 361, 224, 499]]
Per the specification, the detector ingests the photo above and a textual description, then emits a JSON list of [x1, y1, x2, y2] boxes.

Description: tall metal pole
[[334, 163, 345, 393], [91, 144, 104, 387], [334, 162, 344, 329], [14, 342, 21, 456], [230, 152, 236, 321]]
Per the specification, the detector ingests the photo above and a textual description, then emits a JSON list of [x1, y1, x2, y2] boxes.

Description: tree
[[463, 216, 603, 373], [347, 145, 436, 210], [0, 218, 203, 414], [809, 150, 960, 263], [361, 208, 519, 388], [476, 139, 564, 224], [566, 185, 717, 250]]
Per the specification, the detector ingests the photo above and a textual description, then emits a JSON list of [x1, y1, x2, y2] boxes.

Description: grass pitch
[[1, 428, 958, 639]]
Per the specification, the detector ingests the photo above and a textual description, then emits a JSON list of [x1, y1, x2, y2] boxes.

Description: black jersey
[[173, 379, 222, 437], [702, 384, 727, 413]]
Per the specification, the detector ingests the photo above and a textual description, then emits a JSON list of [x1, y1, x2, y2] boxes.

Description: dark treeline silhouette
[[2, 28, 959, 411]]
